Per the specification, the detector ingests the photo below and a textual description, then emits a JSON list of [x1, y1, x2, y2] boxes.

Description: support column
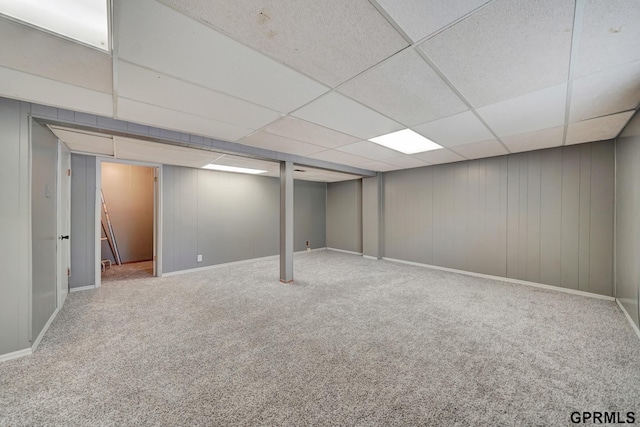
[[362, 172, 383, 259], [280, 161, 294, 283]]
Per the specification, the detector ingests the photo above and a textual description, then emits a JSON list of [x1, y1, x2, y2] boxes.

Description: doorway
[[96, 160, 160, 285]]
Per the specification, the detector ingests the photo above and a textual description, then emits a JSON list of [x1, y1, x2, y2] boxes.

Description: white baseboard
[[70, 285, 96, 292], [616, 299, 640, 340], [327, 247, 363, 256], [362, 255, 379, 260], [0, 347, 32, 363], [162, 254, 280, 277], [31, 307, 59, 353], [382, 257, 616, 302], [295, 247, 327, 254]]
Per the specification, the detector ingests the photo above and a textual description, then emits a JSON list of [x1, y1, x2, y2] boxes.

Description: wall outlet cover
[[197, 254, 203, 262]]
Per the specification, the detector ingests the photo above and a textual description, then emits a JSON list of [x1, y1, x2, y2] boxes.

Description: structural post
[[280, 161, 294, 283]]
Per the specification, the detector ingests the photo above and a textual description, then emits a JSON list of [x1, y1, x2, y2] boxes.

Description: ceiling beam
[[26, 100, 376, 177]]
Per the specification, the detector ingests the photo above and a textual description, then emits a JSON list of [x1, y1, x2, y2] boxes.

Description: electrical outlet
[[197, 254, 203, 262]]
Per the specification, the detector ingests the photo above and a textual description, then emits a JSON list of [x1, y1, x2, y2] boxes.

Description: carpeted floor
[[102, 261, 154, 282], [1, 250, 639, 426]]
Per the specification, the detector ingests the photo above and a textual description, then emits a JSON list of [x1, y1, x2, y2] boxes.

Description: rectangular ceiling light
[[0, 0, 109, 50], [202, 164, 267, 175], [369, 129, 442, 154]]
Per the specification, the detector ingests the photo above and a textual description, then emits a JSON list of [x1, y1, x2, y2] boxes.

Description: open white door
[[57, 141, 71, 308]]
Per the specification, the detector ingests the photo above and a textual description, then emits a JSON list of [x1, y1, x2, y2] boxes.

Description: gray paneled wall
[[327, 179, 363, 253], [70, 154, 96, 289], [384, 141, 614, 296], [163, 165, 327, 273], [31, 122, 59, 341], [294, 180, 326, 252], [0, 99, 31, 355], [616, 110, 640, 328]]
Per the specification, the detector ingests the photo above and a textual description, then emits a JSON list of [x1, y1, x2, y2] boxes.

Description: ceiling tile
[[117, 98, 254, 142], [375, 0, 491, 42], [412, 149, 465, 164], [115, 0, 328, 113], [476, 83, 567, 137], [338, 49, 468, 127], [358, 160, 398, 172], [262, 116, 359, 148], [566, 111, 634, 145], [385, 155, 431, 168], [291, 92, 404, 139], [0, 17, 112, 93], [0, 65, 112, 116], [412, 110, 494, 147], [500, 126, 564, 153], [49, 127, 114, 156], [573, 0, 640, 78], [336, 140, 402, 161], [451, 139, 508, 159], [158, 0, 408, 87], [115, 136, 222, 167], [118, 61, 281, 131], [237, 131, 326, 157], [307, 149, 372, 167], [569, 60, 640, 122], [419, 0, 574, 107]]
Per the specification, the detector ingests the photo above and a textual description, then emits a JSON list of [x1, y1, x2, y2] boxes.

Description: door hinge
[[154, 176, 158, 182], [67, 169, 71, 176], [67, 268, 71, 276], [153, 255, 157, 261]]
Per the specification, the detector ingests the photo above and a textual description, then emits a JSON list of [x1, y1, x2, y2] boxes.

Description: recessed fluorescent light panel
[[202, 164, 267, 175], [0, 0, 109, 50], [369, 129, 442, 154]]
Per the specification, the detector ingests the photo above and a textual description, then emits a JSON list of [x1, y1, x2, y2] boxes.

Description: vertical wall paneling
[[578, 144, 592, 292], [615, 110, 640, 327], [362, 175, 380, 258], [294, 180, 326, 252], [382, 142, 614, 296], [326, 179, 362, 253], [560, 145, 581, 289], [539, 149, 562, 287]]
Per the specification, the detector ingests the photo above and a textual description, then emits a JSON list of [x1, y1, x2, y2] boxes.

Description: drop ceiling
[[1, 0, 639, 173]]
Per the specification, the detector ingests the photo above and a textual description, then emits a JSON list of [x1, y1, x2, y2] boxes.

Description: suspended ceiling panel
[[374, 0, 491, 42], [565, 111, 634, 145], [117, 61, 281, 132], [307, 149, 371, 168], [573, 0, 640, 78], [500, 126, 564, 153], [292, 92, 403, 139], [262, 117, 359, 149], [114, 136, 221, 167], [412, 111, 494, 147], [114, 0, 328, 113], [384, 155, 431, 169], [0, 65, 112, 116], [49, 126, 114, 156], [358, 160, 398, 172], [157, 0, 408, 87], [412, 149, 466, 165], [338, 49, 468, 127], [476, 83, 567, 138], [117, 98, 254, 142], [569, 60, 640, 122], [237, 131, 326, 157], [336, 140, 402, 161], [0, 17, 112, 93], [419, 0, 574, 108], [452, 139, 508, 160]]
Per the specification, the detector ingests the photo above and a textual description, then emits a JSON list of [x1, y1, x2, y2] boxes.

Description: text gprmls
[[571, 411, 636, 424]]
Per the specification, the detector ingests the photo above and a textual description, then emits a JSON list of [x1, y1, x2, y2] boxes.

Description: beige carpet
[[1, 250, 639, 426], [101, 261, 154, 283]]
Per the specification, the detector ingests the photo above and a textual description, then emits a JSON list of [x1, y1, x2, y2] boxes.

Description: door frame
[[94, 157, 162, 288], [56, 141, 71, 309]]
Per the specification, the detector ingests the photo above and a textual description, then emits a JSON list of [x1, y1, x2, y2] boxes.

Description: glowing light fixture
[[0, 0, 109, 50], [369, 129, 442, 154], [202, 164, 267, 175]]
